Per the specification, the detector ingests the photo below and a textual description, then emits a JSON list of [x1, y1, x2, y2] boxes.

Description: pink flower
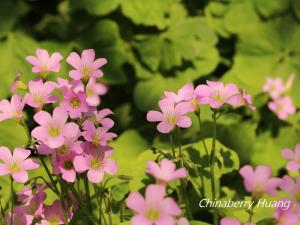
[[37, 136, 83, 159], [56, 78, 84, 92], [53, 152, 77, 183], [94, 108, 114, 129], [146, 158, 187, 185], [86, 78, 107, 106], [282, 144, 300, 171], [66, 49, 107, 80], [164, 83, 195, 103], [274, 201, 300, 225], [126, 184, 181, 225], [263, 77, 286, 99], [239, 165, 282, 197], [73, 147, 117, 183], [176, 217, 189, 225], [60, 88, 89, 119], [268, 96, 296, 120], [0, 147, 39, 183], [229, 89, 256, 110], [195, 81, 240, 108], [6, 209, 33, 225], [38, 200, 66, 225], [147, 98, 194, 133], [280, 175, 300, 201], [15, 185, 46, 218], [24, 78, 58, 109], [82, 121, 117, 146], [0, 94, 25, 122], [32, 107, 80, 148], [26, 48, 63, 76], [220, 218, 255, 225]]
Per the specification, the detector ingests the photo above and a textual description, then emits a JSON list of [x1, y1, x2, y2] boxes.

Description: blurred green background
[[0, 0, 300, 174]]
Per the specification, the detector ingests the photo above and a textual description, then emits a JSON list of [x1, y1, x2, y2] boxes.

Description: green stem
[[99, 184, 108, 225], [39, 156, 60, 195], [177, 128, 193, 219], [248, 196, 258, 222], [177, 128, 183, 167], [70, 185, 97, 224], [10, 177, 14, 225], [57, 179, 69, 225], [169, 133, 176, 159], [93, 184, 102, 224], [83, 175, 92, 211], [0, 193, 5, 221], [106, 189, 113, 225], [211, 111, 218, 225]]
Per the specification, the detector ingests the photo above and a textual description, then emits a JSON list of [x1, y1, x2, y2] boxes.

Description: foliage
[[0, 0, 300, 224]]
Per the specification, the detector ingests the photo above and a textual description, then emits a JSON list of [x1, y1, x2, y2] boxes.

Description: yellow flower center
[[92, 135, 102, 144], [81, 67, 91, 77], [57, 145, 69, 155], [146, 209, 160, 221], [9, 162, 21, 172], [90, 158, 103, 169], [39, 65, 50, 77], [213, 92, 224, 103], [49, 127, 60, 137], [48, 217, 60, 225], [70, 98, 80, 108], [166, 114, 176, 125], [86, 88, 94, 97], [33, 95, 44, 104]]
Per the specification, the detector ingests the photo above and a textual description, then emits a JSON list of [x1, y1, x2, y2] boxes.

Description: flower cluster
[[221, 143, 300, 224], [0, 48, 117, 224], [126, 159, 188, 225], [263, 75, 296, 120], [147, 81, 255, 133]]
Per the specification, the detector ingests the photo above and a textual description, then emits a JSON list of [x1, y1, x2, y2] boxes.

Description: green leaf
[[217, 122, 257, 164], [0, 0, 23, 38], [111, 182, 130, 201], [0, 119, 28, 149], [133, 35, 163, 72], [185, 138, 240, 199], [120, 0, 173, 29], [223, 15, 300, 107], [293, 0, 300, 21], [128, 150, 157, 191], [251, 127, 300, 172], [0, 32, 38, 98], [111, 130, 149, 176], [133, 75, 191, 111], [71, 0, 120, 16], [204, 1, 231, 38], [253, 0, 290, 18], [118, 222, 131, 225], [224, 0, 261, 34], [256, 218, 276, 225], [190, 221, 212, 225]]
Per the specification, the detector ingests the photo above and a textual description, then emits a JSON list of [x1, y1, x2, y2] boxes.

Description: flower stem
[[39, 156, 60, 195], [248, 196, 259, 222], [211, 111, 218, 225], [177, 128, 193, 220], [169, 133, 176, 159], [10, 177, 14, 225], [70, 184, 97, 224], [83, 175, 92, 211]]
